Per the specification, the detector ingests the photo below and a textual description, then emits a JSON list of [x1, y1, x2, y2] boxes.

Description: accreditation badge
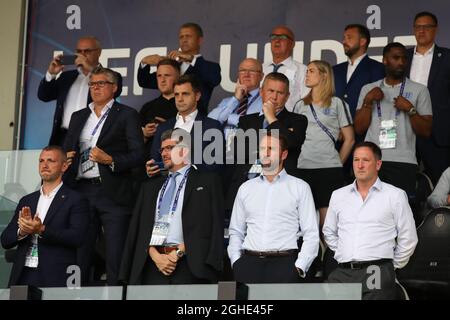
[[80, 141, 94, 173], [149, 216, 170, 246], [24, 237, 39, 268], [379, 120, 397, 149]]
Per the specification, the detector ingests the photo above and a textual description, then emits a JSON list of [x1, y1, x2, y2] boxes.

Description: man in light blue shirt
[[228, 132, 319, 283], [208, 58, 264, 141]]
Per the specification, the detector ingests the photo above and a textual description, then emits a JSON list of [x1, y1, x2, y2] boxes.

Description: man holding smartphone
[[38, 36, 123, 146]]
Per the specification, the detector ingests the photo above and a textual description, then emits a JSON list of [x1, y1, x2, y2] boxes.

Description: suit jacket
[[63, 102, 145, 207], [224, 108, 308, 213], [407, 45, 450, 146], [333, 55, 385, 118], [150, 112, 224, 172], [37, 68, 123, 145], [137, 56, 221, 115], [119, 168, 224, 284], [0, 185, 89, 287]]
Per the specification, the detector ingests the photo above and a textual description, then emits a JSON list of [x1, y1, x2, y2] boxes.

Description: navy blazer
[[137, 56, 221, 115], [407, 45, 450, 146], [119, 168, 224, 284], [150, 112, 224, 172], [37, 68, 123, 145], [1, 185, 89, 287], [333, 55, 385, 118], [63, 102, 145, 206]]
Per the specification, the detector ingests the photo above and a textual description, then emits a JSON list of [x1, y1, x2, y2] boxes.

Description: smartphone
[[154, 161, 167, 171], [59, 55, 77, 65]]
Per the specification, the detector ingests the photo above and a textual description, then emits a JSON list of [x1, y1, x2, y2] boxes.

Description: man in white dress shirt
[[228, 132, 319, 283], [263, 25, 309, 112], [323, 141, 418, 299]]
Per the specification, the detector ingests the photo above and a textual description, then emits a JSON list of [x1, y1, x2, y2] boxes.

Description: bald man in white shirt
[[323, 141, 418, 299]]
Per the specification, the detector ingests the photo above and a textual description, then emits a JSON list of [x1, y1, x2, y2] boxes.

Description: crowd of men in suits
[[2, 11, 450, 299]]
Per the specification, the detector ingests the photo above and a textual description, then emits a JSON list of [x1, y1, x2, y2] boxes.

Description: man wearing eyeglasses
[[63, 67, 144, 286], [120, 128, 224, 285], [208, 58, 264, 140], [406, 12, 450, 185], [38, 36, 123, 146], [263, 26, 309, 112]]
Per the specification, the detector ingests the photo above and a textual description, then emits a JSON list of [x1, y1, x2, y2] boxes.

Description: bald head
[[270, 25, 295, 63]]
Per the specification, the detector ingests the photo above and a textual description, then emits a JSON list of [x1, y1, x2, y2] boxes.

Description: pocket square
[[196, 187, 204, 191]]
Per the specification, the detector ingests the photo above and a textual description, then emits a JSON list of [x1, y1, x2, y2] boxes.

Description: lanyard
[[309, 104, 336, 145], [156, 167, 191, 218], [90, 107, 111, 138], [376, 78, 406, 120]]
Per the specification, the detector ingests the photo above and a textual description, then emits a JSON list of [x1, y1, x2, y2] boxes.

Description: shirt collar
[[259, 168, 287, 183], [176, 109, 198, 123], [88, 99, 114, 115], [414, 44, 435, 56], [171, 164, 191, 177], [348, 53, 367, 66], [351, 177, 382, 193], [273, 56, 294, 68], [382, 78, 403, 88], [40, 182, 63, 198], [259, 107, 284, 117]]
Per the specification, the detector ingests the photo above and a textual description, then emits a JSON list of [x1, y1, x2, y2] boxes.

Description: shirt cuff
[[45, 71, 56, 82], [140, 62, 147, 69], [17, 228, 28, 241]]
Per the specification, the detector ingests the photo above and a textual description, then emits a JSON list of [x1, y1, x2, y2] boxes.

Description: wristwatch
[[176, 248, 185, 258], [408, 107, 417, 116]]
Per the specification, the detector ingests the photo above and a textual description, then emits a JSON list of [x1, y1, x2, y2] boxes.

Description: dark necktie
[[272, 63, 283, 73], [236, 94, 250, 116]]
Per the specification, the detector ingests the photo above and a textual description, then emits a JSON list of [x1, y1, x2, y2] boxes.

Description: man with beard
[[119, 129, 224, 284], [334, 24, 385, 119], [228, 133, 319, 283], [354, 42, 432, 197]]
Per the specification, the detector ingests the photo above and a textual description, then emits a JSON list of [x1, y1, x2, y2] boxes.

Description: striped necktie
[[272, 63, 283, 73], [236, 94, 250, 116]]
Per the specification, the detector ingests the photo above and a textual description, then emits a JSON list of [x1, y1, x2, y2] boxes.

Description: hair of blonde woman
[[302, 60, 335, 107]]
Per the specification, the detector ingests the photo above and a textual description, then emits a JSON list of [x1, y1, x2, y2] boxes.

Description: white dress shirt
[[174, 109, 198, 133], [46, 67, 90, 129], [180, 54, 201, 75], [77, 99, 114, 179], [409, 44, 434, 86], [323, 178, 418, 269], [263, 56, 310, 112], [346, 53, 367, 82], [228, 169, 319, 272]]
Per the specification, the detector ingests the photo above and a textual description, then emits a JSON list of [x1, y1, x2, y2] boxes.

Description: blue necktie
[[159, 172, 179, 217], [272, 63, 283, 73]]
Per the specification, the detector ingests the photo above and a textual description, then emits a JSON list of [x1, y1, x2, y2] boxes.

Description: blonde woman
[[294, 60, 355, 233]]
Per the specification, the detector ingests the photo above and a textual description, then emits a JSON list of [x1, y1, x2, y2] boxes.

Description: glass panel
[[247, 283, 362, 300], [126, 284, 219, 300], [41, 286, 123, 300]]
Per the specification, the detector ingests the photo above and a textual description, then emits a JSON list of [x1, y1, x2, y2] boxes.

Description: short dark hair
[[42, 145, 67, 161], [345, 24, 371, 48], [180, 22, 203, 37], [160, 128, 191, 150], [262, 131, 289, 152], [262, 72, 290, 92], [157, 58, 181, 73], [354, 141, 382, 160], [174, 74, 201, 93], [383, 42, 406, 58], [414, 11, 438, 26]]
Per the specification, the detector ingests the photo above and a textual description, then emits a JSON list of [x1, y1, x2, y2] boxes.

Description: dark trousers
[[327, 260, 396, 300], [17, 267, 42, 287], [74, 181, 131, 286], [141, 256, 209, 285], [232, 254, 306, 284], [417, 136, 450, 185], [379, 161, 418, 198]]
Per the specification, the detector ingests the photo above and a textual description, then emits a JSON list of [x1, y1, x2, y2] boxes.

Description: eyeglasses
[[88, 81, 114, 88], [270, 34, 293, 41], [238, 69, 262, 74], [413, 24, 437, 31], [75, 48, 99, 54], [160, 145, 176, 154]]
